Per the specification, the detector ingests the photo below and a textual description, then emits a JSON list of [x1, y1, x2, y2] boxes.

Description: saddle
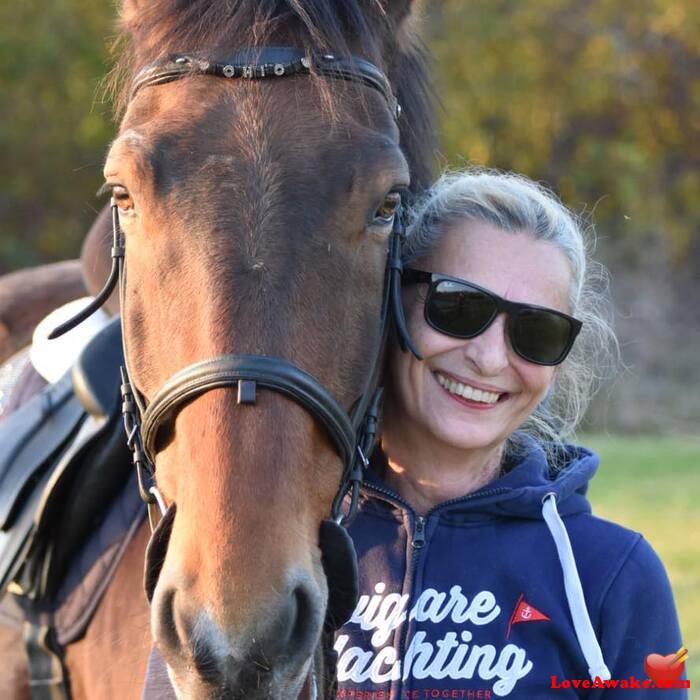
[[0, 317, 145, 698]]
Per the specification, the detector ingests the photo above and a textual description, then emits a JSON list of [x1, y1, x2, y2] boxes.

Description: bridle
[[49, 45, 419, 694]]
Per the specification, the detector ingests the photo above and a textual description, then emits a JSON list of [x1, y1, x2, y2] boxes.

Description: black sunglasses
[[402, 268, 582, 366]]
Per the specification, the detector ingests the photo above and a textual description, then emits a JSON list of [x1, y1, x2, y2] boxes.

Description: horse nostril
[[248, 578, 321, 669], [289, 583, 315, 651], [153, 587, 181, 654], [154, 588, 226, 685]]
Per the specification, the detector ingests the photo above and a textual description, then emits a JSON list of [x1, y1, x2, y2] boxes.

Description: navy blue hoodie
[[335, 441, 688, 699]]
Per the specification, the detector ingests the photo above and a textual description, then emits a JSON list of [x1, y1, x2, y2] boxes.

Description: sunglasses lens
[[427, 280, 496, 338], [511, 309, 573, 364]]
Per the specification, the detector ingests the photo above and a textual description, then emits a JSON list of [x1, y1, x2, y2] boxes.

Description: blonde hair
[[404, 168, 619, 464]]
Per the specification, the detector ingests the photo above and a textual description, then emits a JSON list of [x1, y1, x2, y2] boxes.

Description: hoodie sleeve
[[589, 535, 688, 699]]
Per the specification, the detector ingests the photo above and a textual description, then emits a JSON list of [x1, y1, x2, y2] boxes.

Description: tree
[[0, 0, 114, 272]]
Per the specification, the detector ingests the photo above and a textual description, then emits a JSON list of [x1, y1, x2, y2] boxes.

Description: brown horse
[[0, 261, 86, 364], [2, 2, 436, 699]]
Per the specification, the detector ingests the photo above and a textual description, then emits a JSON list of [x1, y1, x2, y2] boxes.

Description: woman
[[335, 170, 686, 698]]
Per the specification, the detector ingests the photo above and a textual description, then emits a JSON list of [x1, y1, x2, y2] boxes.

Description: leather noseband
[[140, 354, 358, 470]]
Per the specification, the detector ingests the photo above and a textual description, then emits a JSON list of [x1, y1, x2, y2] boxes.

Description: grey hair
[[404, 168, 619, 466]]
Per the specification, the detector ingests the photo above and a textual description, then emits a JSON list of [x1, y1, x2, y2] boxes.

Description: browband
[[131, 47, 401, 120]]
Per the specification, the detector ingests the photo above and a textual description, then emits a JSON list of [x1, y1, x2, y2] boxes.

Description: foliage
[[0, 0, 115, 272], [427, 0, 700, 267]]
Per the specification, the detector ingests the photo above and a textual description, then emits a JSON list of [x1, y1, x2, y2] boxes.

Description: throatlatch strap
[[24, 615, 70, 700]]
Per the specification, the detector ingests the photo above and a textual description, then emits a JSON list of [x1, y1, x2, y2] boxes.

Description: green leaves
[[0, 0, 114, 271], [428, 0, 699, 263]]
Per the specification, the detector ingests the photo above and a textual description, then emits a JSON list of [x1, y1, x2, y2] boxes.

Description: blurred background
[[1, 0, 698, 685]]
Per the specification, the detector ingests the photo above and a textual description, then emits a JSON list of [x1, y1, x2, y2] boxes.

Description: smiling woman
[[335, 168, 688, 699], [389, 222, 575, 495]]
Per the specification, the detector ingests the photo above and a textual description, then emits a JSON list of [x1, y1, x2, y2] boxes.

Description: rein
[[49, 46, 419, 698]]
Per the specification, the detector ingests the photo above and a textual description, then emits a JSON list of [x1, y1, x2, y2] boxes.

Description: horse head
[[94, 2, 434, 697]]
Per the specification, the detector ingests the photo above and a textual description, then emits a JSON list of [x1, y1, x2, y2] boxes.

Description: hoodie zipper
[[359, 482, 425, 696], [359, 481, 510, 697], [412, 516, 426, 549], [395, 512, 428, 697]]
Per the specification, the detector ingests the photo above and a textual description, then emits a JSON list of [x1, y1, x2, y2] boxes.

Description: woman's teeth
[[435, 373, 501, 404]]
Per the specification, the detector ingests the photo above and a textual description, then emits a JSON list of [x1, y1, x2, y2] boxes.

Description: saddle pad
[[0, 373, 86, 595], [30, 298, 109, 384], [54, 469, 145, 645], [142, 645, 178, 700]]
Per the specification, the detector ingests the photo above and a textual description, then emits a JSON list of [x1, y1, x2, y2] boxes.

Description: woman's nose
[[462, 314, 510, 375]]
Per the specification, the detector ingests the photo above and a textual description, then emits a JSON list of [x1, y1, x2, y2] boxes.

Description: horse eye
[[374, 192, 401, 224], [112, 185, 134, 212]]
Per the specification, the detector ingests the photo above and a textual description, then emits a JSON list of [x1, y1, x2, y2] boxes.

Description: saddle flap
[[0, 465, 55, 594], [0, 373, 84, 531]]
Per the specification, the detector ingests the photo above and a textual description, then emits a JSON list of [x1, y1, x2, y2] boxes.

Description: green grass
[[583, 434, 700, 694]]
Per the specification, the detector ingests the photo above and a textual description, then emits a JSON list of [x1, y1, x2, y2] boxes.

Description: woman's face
[[387, 220, 573, 457]]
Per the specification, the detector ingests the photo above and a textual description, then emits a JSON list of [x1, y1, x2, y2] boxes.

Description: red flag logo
[[506, 594, 550, 638]]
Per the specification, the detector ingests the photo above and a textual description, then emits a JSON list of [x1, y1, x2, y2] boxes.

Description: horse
[[1, 2, 436, 698], [0, 261, 86, 365]]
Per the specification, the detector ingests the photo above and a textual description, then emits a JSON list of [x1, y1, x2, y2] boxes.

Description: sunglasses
[[402, 268, 582, 366]]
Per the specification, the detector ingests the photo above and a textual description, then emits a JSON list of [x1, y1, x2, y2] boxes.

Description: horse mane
[[392, 37, 438, 192], [110, 0, 436, 192]]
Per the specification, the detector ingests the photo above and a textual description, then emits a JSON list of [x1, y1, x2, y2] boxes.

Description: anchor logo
[[506, 594, 550, 638]]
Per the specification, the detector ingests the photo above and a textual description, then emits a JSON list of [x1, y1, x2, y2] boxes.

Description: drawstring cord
[[541, 492, 611, 681]]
